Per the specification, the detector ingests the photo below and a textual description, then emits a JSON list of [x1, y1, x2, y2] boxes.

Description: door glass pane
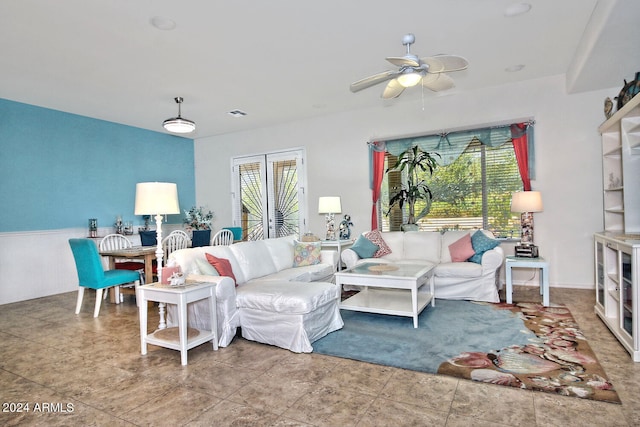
[[238, 161, 266, 241], [622, 251, 633, 337], [269, 159, 300, 237], [596, 241, 605, 308]]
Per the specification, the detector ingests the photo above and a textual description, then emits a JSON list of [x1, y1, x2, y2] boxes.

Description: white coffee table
[[335, 262, 435, 328]]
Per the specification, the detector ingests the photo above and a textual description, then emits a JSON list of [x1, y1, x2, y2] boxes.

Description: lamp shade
[[511, 191, 543, 213], [134, 182, 180, 215], [318, 196, 342, 214]]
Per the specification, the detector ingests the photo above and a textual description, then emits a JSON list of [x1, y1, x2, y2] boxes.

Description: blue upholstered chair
[[69, 239, 140, 317]]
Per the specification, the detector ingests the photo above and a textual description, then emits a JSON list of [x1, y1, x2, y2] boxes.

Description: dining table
[[99, 246, 158, 302]]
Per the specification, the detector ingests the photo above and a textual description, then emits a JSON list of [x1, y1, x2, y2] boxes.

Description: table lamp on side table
[[511, 190, 543, 257], [134, 182, 180, 284], [318, 196, 341, 241]]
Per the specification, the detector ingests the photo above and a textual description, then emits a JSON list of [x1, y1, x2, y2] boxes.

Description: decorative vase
[[191, 229, 211, 247], [401, 223, 420, 232]]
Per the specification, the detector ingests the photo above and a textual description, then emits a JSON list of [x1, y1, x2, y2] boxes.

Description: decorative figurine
[[604, 97, 613, 119], [338, 214, 353, 240]]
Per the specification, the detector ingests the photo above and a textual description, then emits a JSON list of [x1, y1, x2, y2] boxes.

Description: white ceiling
[[1, 0, 639, 139]]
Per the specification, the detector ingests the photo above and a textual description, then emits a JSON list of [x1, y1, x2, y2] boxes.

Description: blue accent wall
[[0, 98, 195, 232]]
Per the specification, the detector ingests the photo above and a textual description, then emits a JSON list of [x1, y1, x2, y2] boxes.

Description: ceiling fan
[[350, 33, 468, 99]]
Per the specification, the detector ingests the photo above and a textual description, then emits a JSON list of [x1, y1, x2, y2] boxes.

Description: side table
[[321, 239, 354, 271], [505, 256, 549, 306], [138, 281, 218, 365]]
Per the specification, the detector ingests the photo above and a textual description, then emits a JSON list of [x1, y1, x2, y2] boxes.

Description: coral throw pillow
[[293, 241, 322, 267], [448, 233, 475, 262], [205, 253, 237, 285], [364, 229, 392, 258]]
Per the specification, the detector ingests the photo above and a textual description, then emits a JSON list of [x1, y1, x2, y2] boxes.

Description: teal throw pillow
[[468, 230, 500, 264], [350, 235, 380, 259]]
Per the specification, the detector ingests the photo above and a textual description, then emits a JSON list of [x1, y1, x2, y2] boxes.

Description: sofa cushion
[[350, 235, 379, 258], [195, 256, 219, 276], [293, 241, 322, 267], [263, 235, 296, 271], [434, 262, 482, 278], [447, 233, 475, 262], [377, 232, 405, 260], [250, 264, 334, 283], [469, 230, 500, 264], [230, 241, 278, 281], [236, 281, 340, 314], [403, 231, 441, 263], [365, 229, 392, 258], [206, 253, 237, 284]]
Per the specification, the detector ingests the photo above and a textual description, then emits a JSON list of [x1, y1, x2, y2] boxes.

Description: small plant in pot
[[386, 145, 439, 231], [184, 206, 215, 247]]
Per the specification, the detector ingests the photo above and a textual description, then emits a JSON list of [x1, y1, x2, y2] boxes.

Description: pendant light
[[163, 97, 196, 134]]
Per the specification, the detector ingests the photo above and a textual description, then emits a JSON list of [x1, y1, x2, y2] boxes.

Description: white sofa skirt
[[239, 300, 343, 353], [166, 276, 240, 348]]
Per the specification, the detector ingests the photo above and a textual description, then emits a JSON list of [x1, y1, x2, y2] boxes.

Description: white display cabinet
[[594, 233, 640, 361]]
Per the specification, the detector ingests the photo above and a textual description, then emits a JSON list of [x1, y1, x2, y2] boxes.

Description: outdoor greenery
[[382, 140, 523, 237]]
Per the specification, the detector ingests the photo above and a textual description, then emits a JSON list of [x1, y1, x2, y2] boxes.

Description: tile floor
[[1, 286, 639, 426]]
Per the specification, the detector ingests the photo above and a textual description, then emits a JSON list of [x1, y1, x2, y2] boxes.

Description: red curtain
[[511, 123, 531, 191], [370, 145, 385, 230]]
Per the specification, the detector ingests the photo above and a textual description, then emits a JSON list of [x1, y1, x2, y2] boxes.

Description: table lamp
[[511, 190, 543, 246], [318, 196, 341, 240], [135, 182, 180, 284]]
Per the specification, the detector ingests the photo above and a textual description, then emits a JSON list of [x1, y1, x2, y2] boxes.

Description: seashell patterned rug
[[313, 299, 620, 403]]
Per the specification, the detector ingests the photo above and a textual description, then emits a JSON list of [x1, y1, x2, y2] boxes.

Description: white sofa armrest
[[480, 246, 504, 273], [320, 249, 338, 269], [341, 248, 360, 270]]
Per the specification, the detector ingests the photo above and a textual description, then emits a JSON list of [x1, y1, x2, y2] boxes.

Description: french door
[[231, 149, 306, 240]]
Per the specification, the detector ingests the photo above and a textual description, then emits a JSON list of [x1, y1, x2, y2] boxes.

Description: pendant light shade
[[163, 97, 195, 134]]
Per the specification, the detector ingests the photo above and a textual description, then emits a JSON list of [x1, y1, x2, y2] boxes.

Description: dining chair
[[162, 231, 190, 261], [211, 229, 234, 246], [99, 233, 145, 300], [169, 229, 191, 244], [69, 239, 140, 317]]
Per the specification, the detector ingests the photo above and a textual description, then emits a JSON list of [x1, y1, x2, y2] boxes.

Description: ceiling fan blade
[[422, 73, 455, 91], [422, 55, 469, 73], [386, 56, 420, 68], [350, 70, 398, 93], [382, 79, 405, 99]]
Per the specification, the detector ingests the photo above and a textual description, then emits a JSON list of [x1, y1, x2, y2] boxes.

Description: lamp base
[[515, 244, 539, 258], [325, 213, 336, 240]]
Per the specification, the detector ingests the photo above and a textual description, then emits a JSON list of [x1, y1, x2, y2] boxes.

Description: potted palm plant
[[386, 145, 439, 231]]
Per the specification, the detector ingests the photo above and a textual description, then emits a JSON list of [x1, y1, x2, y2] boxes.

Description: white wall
[[195, 74, 615, 289]]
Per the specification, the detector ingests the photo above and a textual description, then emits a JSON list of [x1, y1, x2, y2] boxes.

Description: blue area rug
[[313, 300, 533, 373], [313, 300, 620, 403]]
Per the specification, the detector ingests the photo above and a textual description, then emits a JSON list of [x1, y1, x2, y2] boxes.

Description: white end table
[[138, 281, 218, 365], [505, 256, 549, 306], [321, 239, 354, 271]]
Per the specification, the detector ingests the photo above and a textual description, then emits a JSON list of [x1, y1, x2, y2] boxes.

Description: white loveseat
[[341, 230, 504, 303], [166, 235, 343, 353]]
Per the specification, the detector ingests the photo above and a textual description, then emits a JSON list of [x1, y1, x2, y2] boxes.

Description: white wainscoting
[[0, 225, 184, 305]]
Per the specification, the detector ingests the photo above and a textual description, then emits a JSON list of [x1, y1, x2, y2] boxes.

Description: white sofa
[[166, 235, 343, 353], [341, 230, 504, 303]]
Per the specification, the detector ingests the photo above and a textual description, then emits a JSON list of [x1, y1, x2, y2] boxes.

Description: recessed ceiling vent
[[227, 109, 247, 117]]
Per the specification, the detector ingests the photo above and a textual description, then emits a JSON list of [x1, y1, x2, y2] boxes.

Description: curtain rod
[[366, 120, 535, 145]]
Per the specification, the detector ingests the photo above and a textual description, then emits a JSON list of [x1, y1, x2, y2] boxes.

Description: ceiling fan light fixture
[[397, 71, 422, 88], [163, 97, 196, 134]]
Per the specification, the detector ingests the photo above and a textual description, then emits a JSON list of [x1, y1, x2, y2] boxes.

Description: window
[[380, 138, 524, 238]]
